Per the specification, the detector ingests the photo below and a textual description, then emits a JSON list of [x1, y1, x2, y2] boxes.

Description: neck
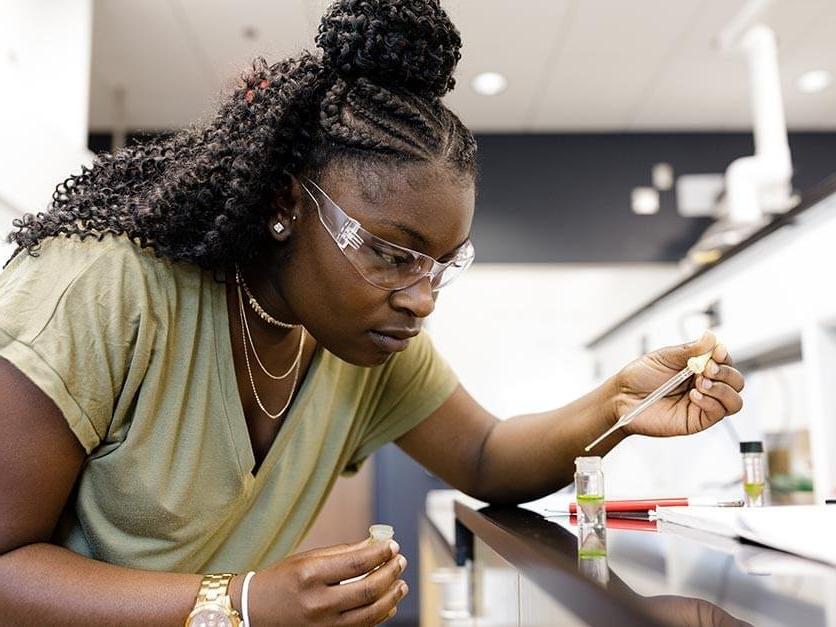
[[237, 261, 301, 342]]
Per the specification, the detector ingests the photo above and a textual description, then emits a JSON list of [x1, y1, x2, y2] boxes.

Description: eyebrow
[[376, 218, 430, 249]]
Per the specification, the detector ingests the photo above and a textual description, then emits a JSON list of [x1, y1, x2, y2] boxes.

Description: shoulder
[[0, 235, 199, 340], [1, 234, 191, 302], [5, 234, 140, 278]]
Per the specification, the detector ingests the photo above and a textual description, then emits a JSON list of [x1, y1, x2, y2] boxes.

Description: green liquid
[[744, 482, 764, 499], [577, 494, 605, 504], [578, 549, 608, 558]]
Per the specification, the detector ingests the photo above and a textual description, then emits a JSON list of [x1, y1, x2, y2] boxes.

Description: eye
[[371, 244, 412, 266]]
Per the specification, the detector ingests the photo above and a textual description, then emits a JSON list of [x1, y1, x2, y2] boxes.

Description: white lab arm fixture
[[724, 25, 793, 224]]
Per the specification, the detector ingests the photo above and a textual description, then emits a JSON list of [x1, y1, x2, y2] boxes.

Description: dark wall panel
[[471, 132, 836, 263]]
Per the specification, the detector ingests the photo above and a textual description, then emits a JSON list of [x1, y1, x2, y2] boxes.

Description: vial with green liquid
[[740, 441, 766, 507], [577, 524, 609, 586], [575, 456, 606, 527]]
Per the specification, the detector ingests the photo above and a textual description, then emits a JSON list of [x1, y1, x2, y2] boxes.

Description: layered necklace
[[235, 266, 306, 419]]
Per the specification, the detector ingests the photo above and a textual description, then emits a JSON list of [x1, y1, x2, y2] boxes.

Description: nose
[[389, 276, 436, 319]]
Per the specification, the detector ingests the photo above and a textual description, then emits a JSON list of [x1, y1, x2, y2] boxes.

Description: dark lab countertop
[[444, 500, 836, 626]]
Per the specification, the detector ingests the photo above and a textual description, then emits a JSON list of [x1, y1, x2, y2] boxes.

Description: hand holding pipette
[[585, 331, 744, 450], [585, 350, 712, 450]]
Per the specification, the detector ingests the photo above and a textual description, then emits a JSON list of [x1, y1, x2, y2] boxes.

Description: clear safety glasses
[[299, 177, 475, 291]]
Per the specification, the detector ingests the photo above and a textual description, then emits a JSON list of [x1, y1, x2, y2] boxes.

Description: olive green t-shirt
[[0, 235, 457, 573]]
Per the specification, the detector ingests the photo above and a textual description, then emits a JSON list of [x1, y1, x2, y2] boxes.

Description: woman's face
[[272, 163, 475, 367]]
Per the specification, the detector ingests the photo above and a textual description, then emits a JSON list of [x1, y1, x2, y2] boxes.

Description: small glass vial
[[369, 524, 394, 544], [740, 441, 766, 507], [341, 524, 395, 585], [574, 456, 606, 527], [577, 524, 609, 586]]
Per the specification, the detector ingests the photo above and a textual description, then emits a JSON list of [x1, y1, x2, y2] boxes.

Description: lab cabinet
[[419, 517, 583, 626]]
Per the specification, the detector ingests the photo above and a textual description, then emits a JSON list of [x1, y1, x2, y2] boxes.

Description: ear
[[268, 176, 304, 242]]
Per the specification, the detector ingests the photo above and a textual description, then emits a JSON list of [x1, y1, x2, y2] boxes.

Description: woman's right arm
[[0, 358, 408, 626], [0, 357, 205, 624]]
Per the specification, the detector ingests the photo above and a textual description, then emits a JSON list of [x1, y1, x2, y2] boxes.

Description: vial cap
[[575, 456, 602, 472], [369, 524, 394, 542], [687, 350, 713, 374], [739, 441, 763, 453]]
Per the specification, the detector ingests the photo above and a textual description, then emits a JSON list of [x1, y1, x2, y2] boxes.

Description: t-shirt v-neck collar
[[212, 277, 324, 485]]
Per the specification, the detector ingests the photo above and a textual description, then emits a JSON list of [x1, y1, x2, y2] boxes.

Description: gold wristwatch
[[184, 573, 242, 627]]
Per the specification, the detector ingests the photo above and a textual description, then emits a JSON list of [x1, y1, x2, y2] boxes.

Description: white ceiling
[[89, 0, 836, 133]]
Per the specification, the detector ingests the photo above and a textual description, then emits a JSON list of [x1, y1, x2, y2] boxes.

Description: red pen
[[567, 496, 743, 514]]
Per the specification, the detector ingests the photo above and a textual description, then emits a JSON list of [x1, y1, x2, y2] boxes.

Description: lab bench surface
[[419, 499, 836, 626]]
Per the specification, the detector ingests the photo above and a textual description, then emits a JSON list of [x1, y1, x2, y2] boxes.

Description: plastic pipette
[[584, 350, 713, 452]]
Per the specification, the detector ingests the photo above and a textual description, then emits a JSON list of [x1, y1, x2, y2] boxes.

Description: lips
[[368, 328, 419, 353], [374, 328, 420, 341]]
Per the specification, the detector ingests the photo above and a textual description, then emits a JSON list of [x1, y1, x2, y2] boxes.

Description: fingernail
[[399, 582, 409, 597], [706, 361, 719, 376], [389, 540, 400, 556], [691, 389, 704, 401], [716, 344, 728, 361], [397, 555, 407, 571], [701, 377, 713, 390], [387, 608, 397, 619]]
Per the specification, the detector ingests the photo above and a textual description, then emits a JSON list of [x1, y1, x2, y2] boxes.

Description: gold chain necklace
[[236, 284, 305, 419], [239, 289, 305, 380], [235, 265, 301, 329]]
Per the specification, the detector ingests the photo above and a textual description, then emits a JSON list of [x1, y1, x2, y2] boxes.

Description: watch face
[[186, 605, 235, 627]]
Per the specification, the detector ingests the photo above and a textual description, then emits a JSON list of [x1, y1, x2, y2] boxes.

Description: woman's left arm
[[397, 331, 744, 505]]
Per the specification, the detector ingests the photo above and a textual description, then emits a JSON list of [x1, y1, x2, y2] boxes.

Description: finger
[[308, 538, 390, 559], [656, 330, 718, 370], [302, 542, 354, 558], [688, 387, 728, 430], [334, 554, 407, 611], [336, 579, 408, 627], [703, 362, 744, 392], [688, 329, 717, 357], [695, 377, 743, 416], [712, 342, 732, 365], [316, 540, 399, 584]]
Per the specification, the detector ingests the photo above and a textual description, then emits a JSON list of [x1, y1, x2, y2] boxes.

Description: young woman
[[0, 1, 744, 624]]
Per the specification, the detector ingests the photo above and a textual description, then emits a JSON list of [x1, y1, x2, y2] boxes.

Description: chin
[[327, 342, 393, 368], [352, 350, 393, 368]]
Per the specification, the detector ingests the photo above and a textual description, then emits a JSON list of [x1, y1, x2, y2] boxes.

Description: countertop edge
[[453, 500, 668, 627]]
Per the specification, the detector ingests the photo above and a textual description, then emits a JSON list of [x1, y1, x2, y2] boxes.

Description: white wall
[[427, 263, 680, 419], [0, 1, 95, 260]]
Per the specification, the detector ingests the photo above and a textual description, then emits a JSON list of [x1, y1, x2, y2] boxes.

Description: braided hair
[[7, 0, 477, 269]]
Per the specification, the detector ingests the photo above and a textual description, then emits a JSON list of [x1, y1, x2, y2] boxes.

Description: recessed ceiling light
[[471, 72, 507, 96], [652, 162, 674, 191], [632, 187, 659, 215], [797, 69, 832, 94]]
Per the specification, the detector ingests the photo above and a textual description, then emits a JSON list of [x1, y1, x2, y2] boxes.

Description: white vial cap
[[369, 524, 394, 542], [687, 350, 713, 374], [575, 456, 602, 472]]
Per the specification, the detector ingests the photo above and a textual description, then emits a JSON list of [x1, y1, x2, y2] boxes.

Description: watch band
[[186, 573, 241, 627], [196, 573, 235, 605]]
